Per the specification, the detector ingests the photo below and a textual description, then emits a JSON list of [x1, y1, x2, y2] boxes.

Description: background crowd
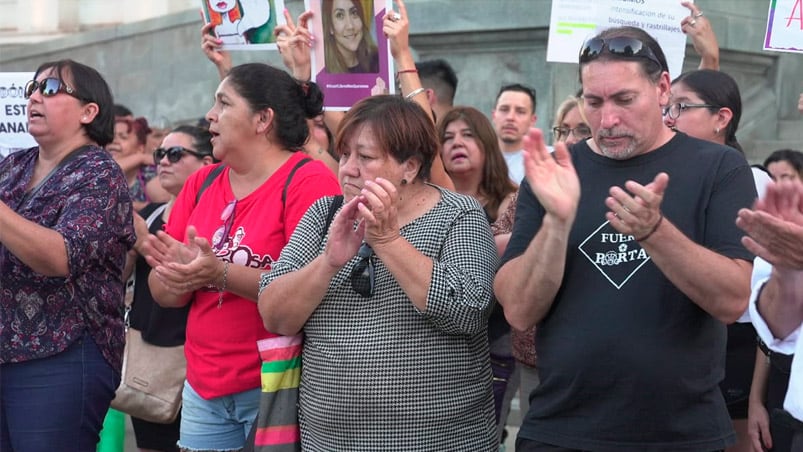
[[1, 1, 803, 452]]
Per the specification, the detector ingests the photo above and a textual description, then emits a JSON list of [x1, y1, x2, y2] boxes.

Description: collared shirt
[[748, 256, 803, 421]]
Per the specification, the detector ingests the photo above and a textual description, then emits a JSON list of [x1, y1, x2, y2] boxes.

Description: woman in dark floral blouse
[[0, 59, 136, 451]]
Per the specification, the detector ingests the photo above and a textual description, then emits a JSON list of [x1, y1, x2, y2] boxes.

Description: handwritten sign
[[547, 0, 690, 79], [765, 0, 803, 53], [0, 72, 36, 157]]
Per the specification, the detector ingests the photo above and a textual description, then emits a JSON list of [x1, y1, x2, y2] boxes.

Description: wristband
[[217, 261, 229, 309], [635, 214, 663, 242], [397, 69, 418, 75], [405, 87, 426, 100]]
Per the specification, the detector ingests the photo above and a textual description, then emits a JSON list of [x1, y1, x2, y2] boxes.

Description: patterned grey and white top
[[261, 187, 499, 451]]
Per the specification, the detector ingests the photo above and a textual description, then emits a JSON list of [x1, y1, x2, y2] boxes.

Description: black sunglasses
[[579, 37, 664, 72], [350, 243, 375, 298], [24, 78, 81, 100], [153, 146, 208, 165]]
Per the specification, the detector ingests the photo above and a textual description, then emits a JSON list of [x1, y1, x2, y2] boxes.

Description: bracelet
[[405, 87, 426, 100], [217, 261, 229, 309], [397, 68, 418, 76], [635, 214, 663, 242]]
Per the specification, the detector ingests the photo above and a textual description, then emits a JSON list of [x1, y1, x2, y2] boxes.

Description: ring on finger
[[689, 19, 697, 26], [694, 11, 704, 17], [390, 12, 401, 21]]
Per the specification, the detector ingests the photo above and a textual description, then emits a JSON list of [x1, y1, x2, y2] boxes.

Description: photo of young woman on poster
[[322, 0, 379, 73]]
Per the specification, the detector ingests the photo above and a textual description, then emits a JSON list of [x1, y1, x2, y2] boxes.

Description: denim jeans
[[0, 332, 119, 452], [178, 380, 260, 451]]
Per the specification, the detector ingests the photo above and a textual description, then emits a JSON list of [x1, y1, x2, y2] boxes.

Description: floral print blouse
[[0, 146, 135, 371]]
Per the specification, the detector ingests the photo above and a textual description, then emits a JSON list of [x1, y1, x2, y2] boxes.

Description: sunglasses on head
[[350, 243, 375, 298], [153, 146, 208, 165], [24, 78, 80, 100], [579, 37, 664, 71]]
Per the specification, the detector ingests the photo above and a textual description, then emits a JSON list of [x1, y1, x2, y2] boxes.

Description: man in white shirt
[[738, 179, 803, 449], [491, 83, 537, 185]]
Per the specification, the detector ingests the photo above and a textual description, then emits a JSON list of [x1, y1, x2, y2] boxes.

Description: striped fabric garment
[[253, 334, 302, 452]]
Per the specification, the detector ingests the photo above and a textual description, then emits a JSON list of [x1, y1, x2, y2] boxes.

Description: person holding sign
[[322, 0, 379, 73], [495, 26, 756, 451]]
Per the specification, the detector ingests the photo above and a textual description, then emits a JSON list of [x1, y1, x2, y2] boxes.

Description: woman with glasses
[[126, 125, 215, 452], [551, 95, 591, 147], [666, 68, 782, 452], [259, 95, 498, 450], [143, 63, 340, 451], [0, 59, 136, 451]]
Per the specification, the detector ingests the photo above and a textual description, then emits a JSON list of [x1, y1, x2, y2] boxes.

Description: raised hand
[[737, 180, 803, 270], [274, 9, 313, 81], [323, 196, 366, 267], [383, 0, 410, 61], [605, 172, 668, 241], [522, 128, 580, 225], [201, 17, 232, 79], [680, 1, 719, 70]]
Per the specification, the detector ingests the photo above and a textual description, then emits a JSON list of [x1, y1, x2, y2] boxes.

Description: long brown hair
[[437, 106, 517, 221]]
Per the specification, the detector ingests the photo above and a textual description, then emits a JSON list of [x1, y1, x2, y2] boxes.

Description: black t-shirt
[[501, 133, 756, 451], [129, 202, 190, 347]]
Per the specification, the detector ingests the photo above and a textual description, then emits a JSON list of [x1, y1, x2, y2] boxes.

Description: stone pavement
[[120, 394, 523, 451]]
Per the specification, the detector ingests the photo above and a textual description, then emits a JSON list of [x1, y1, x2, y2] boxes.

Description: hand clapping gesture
[[522, 128, 581, 225]]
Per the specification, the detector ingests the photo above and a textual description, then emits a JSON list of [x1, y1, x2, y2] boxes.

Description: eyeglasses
[[350, 243, 375, 298], [579, 37, 664, 71], [24, 78, 80, 100], [212, 200, 237, 251], [552, 125, 592, 141], [662, 102, 717, 119], [153, 146, 208, 165]]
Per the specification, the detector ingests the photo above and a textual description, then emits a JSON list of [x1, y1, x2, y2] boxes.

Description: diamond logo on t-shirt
[[578, 221, 651, 289]]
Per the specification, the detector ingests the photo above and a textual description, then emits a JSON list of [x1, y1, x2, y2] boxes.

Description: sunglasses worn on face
[[662, 102, 717, 120], [579, 37, 664, 72], [553, 125, 592, 141], [213, 200, 237, 251], [153, 146, 208, 165], [350, 243, 375, 298], [24, 78, 80, 100]]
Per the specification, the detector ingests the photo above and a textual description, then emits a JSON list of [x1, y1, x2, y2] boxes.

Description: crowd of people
[[2, 1, 803, 452]]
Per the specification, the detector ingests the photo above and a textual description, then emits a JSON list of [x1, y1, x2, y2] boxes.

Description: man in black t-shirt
[[495, 26, 756, 452]]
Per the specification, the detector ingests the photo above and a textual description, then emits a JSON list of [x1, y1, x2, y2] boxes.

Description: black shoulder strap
[[324, 195, 344, 232], [195, 164, 226, 205], [282, 157, 312, 207]]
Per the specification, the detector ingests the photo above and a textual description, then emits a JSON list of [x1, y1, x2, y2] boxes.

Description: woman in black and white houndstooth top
[[258, 95, 498, 451]]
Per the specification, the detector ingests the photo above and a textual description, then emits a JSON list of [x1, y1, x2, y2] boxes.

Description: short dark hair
[[579, 26, 668, 84], [225, 63, 324, 151], [416, 59, 458, 106], [336, 95, 437, 182], [171, 124, 217, 161], [672, 70, 743, 152], [764, 149, 803, 179], [495, 83, 537, 113], [34, 59, 115, 147]]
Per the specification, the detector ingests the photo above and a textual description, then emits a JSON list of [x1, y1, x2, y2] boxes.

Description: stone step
[[778, 119, 803, 141], [746, 139, 803, 165]]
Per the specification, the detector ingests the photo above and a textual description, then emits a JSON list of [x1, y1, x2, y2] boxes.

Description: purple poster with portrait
[[310, 0, 395, 111]]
